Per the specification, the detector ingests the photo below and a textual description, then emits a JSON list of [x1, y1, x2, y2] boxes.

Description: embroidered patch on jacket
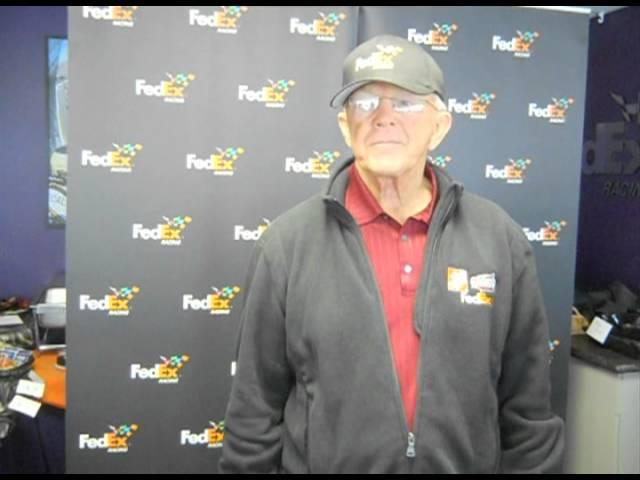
[[448, 267, 495, 306]]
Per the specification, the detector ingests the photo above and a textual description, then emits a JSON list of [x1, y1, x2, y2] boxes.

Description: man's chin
[[362, 159, 404, 178]]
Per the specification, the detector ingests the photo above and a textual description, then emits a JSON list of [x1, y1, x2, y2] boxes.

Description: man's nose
[[372, 98, 397, 127]]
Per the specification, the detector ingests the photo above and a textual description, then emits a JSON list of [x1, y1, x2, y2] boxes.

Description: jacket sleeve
[[497, 240, 565, 473], [219, 233, 292, 473]]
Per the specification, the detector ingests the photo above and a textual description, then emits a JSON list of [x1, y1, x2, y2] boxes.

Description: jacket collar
[[323, 157, 463, 226]]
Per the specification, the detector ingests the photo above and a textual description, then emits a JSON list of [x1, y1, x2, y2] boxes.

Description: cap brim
[[329, 77, 439, 109], [330, 80, 372, 109]]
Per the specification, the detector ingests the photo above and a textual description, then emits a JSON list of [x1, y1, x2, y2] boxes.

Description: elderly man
[[219, 34, 564, 474]]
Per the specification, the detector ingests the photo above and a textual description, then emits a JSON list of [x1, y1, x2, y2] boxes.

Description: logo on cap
[[354, 44, 403, 72]]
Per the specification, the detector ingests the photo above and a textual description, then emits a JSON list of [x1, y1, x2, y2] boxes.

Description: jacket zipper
[[305, 386, 311, 473], [405, 185, 460, 464], [326, 183, 461, 465], [406, 432, 416, 458], [327, 197, 413, 454]]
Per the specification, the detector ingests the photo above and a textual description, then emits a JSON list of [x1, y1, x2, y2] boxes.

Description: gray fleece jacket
[[219, 157, 564, 473]]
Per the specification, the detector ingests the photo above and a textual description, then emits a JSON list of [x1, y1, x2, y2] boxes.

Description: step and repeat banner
[[67, 6, 589, 473]]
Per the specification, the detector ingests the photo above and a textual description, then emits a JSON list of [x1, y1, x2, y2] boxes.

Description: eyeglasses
[[346, 92, 440, 116]]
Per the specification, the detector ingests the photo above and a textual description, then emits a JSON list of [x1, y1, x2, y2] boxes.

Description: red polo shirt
[[345, 163, 438, 431]]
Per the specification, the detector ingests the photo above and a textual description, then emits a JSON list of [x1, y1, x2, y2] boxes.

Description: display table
[[32, 351, 65, 409], [0, 351, 65, 474], [564, 335, 640, 474]]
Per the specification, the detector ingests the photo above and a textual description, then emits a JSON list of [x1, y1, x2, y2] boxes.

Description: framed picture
[[48, 37, 68, 226]]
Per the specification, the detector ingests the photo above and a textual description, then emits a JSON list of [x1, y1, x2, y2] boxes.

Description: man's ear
[[428, 111, 452, 151], [337, 110, 352, 148]]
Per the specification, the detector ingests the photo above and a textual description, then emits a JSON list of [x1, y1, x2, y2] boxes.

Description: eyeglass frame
[[345, 91, 445, 116]]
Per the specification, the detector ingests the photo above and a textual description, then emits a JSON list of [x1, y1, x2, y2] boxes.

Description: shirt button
[[401, 234, 409, 241], [403, 264, 413, 274]]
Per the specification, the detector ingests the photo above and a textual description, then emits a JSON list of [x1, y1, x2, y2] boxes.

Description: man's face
[[337, 82, 451, 180]]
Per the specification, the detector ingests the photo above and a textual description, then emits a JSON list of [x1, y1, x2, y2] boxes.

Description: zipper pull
[[406, 432, 416, 458]]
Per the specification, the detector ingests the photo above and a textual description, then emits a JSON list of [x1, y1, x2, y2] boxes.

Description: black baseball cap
[[330, 34, 446, 108]]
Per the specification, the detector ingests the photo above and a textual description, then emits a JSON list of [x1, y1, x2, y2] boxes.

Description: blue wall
[[576, 7, 640, 292], [0, 6, 67, 300]]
